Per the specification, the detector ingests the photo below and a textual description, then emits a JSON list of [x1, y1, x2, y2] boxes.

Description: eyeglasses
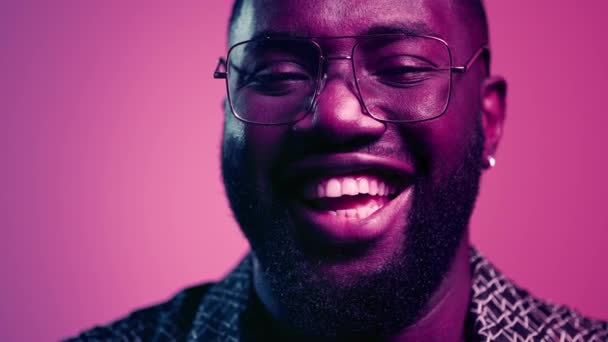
[[214, 34, 487, 125]]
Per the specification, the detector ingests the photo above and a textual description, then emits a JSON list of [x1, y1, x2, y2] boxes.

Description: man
[[68, 0, 608, 340]]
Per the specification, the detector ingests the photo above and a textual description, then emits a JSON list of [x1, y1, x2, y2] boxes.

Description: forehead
[[231, 0, 460, 43]]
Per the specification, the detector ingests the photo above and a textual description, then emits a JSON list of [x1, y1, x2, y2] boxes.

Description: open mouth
[[300, 174, 407, 220], [278, 153, 415, 243]]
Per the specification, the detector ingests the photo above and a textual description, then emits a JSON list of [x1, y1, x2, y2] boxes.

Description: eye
[[249, 70, 312, 95], [241, 62, 314, 96], [373, 65, 439, 87], [365, 53, 443, 87]]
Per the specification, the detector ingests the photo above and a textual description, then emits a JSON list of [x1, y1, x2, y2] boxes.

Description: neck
[[252, 235, 472, 341]]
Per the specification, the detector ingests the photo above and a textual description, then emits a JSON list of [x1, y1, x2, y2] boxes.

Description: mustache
[[275, 132, 418, 168]]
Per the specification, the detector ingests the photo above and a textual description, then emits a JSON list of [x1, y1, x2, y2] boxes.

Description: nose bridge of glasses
[[317, 54, 358, 94]]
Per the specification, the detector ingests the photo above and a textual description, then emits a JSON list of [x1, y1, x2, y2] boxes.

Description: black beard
[[221, 122, 484, 340]]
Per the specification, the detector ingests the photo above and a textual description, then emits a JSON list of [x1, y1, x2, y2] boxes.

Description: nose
[[292, 60, 386, 148]]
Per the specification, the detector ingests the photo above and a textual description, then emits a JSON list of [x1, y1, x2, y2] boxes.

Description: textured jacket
[[67, 250, 608, 341]]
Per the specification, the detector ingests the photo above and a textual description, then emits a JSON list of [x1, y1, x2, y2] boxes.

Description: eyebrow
[[247, 22, 438, 41], [362, 22, 437, 36]]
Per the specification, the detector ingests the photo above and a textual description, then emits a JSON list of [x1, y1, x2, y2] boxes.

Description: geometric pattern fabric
[[67, 249, 608, 341]]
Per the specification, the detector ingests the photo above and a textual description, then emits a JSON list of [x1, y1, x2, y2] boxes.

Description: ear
[[480, 76, 507, 169]]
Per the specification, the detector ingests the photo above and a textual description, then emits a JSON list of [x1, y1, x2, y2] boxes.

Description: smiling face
[[221, 0, 502, 338]]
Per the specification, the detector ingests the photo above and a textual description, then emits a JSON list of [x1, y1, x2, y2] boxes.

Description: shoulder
[[64, 283, 214, 341], [469, 249, 608, 341], [64, 255, 255, 342]]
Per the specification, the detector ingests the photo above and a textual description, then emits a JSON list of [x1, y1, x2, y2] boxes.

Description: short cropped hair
[[228, 0, 489, 68]]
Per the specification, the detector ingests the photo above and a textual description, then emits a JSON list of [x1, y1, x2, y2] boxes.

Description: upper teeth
[[304, 176, 397, 199]]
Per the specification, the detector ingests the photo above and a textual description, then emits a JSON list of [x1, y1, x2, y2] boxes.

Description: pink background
[[1, 1, 607, 341]]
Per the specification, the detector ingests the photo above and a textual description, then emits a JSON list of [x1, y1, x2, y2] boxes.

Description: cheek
[[406, 100, 480, 179], [242, 124, 291, 173], [434, 78, 482, 166], [224, 109, 289, 166], [429, 119, 472, 163]]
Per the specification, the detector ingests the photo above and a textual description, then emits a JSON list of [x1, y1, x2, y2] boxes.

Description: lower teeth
[[329, 203, 383, 220]]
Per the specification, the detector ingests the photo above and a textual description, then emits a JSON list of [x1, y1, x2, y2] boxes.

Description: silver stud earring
[[488, 156, 496, 168]]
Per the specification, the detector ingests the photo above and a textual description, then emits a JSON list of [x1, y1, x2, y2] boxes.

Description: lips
[[278, 153, 415, 244]]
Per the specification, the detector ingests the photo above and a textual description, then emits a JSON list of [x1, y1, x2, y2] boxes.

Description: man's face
[[222, 0, 494, 338]]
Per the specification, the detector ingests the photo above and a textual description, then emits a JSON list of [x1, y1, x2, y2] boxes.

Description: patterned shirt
[[67, 249, 608, 341]]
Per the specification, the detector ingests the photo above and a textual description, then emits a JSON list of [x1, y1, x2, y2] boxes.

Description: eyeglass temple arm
[[451, 45, 488, 73], [214, 58, 227, 79]]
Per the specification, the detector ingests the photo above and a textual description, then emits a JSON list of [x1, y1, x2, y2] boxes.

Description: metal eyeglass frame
[[214, 34, 488, 125]]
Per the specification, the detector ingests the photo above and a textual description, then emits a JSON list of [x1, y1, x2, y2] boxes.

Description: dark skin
[[222, 0, 506, 340]]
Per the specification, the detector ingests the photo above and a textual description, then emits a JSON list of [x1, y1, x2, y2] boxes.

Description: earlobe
[[480, 76, 507, 169]]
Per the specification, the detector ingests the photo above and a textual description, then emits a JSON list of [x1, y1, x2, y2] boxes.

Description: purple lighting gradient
[[1, 1, 607, 341]]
